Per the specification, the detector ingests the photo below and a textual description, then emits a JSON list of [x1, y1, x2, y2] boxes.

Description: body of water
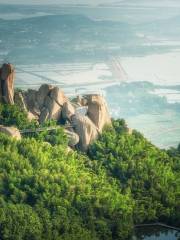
[[133, 226, 179, 240]]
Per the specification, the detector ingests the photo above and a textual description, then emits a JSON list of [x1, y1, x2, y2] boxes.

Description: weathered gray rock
[[0, 63, 15, 104], [36, 87, 68, 123], [44, 96, 62, 120], [62, 101, 75, 121], [72, 114, 98, 152], [0, 126, 21, 140], [37, 84, 53, 109], [24, 89, 40, 116], [14, 91, 37, 121], [39, 108, 49, 124], [50, 87, 67, 107], [86, 94, 111, 132], [64, 129, 79, 147], [14, 91, 27, 112]]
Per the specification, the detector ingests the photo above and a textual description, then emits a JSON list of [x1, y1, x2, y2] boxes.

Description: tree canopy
[[88, 119, 180, 226], [0, 104, 179, 239]]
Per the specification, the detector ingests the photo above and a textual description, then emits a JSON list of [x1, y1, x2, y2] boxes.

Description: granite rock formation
[[86, 94, 112, 133], [15, 87, 111, 151], [0, 63, 15, 104], [0, 63, 112, 151], [71, 114, 98, 152], [62, 101, 75, 121], [14, 84, 67, 123]]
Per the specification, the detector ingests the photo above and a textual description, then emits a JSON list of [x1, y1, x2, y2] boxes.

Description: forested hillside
[[0, 104, 179, 239], [88, 120, 180, 225]]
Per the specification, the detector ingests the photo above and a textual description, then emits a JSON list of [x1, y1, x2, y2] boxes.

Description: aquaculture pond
[[133, 226, 180, 240]]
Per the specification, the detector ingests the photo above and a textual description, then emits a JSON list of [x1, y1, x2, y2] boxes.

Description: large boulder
[[64, 129, 79, 147], [0, 126, 21, 140], [72, 114, 98, 152], [62, 101, 75, 121], [0, 63, 15, 104], [36, 84, 53, 110], [14, 85, 69, 124], [37, 86, 68, 123], [44, 96, 62, 120], [50, 87, 67, 107], [86, 94, 111, 132]]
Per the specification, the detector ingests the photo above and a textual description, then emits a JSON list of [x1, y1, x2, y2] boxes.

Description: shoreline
[[135, 223, 180, 231]]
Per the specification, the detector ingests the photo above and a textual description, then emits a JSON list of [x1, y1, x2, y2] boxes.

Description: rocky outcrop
[[62, 101, 75, 121], [15, 88, 112, 151], [14, 84, 68, 124], [0, 63, 15, 104], [72, 114, 98, 152], [86, 94, 111, 133], [24, 89, 40, 117], [43, 96, 61, 120], [39, 87, 67, 122], [14, 91, 27, 112], [50, 87, 67, 107], [14, 91, 38, 121], [0, 126, 21, 140], [0, 63, 112, 151], [36, 84, 53, 109]]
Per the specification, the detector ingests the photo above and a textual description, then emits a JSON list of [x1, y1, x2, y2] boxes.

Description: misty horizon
[[1, 0, 180, 7]]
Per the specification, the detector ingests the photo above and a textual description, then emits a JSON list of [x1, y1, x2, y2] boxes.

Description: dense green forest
[[0, 104, 179, 240], [88, 120, 180, 225]]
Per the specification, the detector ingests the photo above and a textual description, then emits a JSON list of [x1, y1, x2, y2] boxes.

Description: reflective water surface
[[133, 226, 180, 240]]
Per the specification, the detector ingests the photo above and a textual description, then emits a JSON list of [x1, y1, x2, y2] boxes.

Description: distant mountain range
[[0, 14, 134, 64], [0, 13, 179, 64]]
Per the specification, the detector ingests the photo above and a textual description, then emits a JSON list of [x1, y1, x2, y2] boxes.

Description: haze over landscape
[[1, 0, 180, 6], [0, 1, 180, 240], [1, 0, 180, 148]]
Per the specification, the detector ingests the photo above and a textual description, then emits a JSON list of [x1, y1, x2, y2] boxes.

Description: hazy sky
[[0, 0, 180, 6], [0, 0, 119, 4]]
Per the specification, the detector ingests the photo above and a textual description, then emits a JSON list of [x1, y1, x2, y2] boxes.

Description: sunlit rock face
[[62, 101, 75, 121], [0, 126, 21, 140], [71, 114, 98, 152], [39, 87, 67, 122], [0, 63, 15, 105], [86, 94, 112, 133], [0, 63, 112, 151], [36, 84, 54, 110], [14, 84, 67, 123], [14, 87, 112, 151]]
